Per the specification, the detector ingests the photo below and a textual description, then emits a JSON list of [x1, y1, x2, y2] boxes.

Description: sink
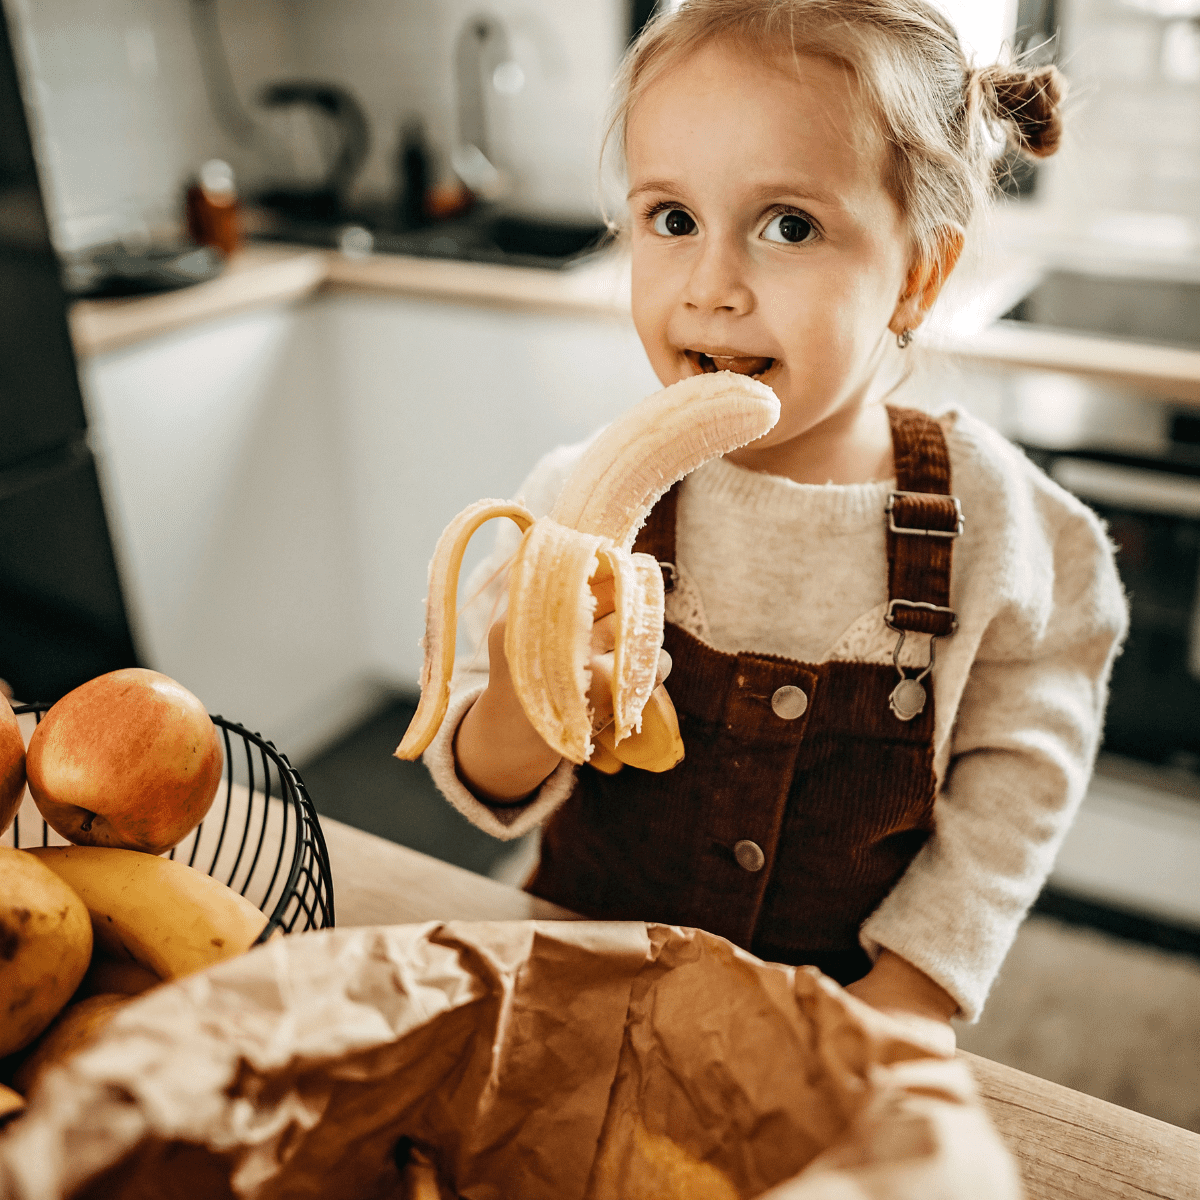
[[253, 207, 613, 271], [1000, 270, 1200, 351]]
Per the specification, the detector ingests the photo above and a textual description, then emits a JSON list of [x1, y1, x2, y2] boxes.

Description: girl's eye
[[652, 208, 697, 237], [762, 212, 817, 245]]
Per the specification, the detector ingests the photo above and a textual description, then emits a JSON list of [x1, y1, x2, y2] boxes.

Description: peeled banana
[[396, 372, 779, 769], [26, 846, 270, 981]]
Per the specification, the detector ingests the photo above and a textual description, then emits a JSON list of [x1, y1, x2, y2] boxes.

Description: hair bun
[[982, 64, 1067, 159]]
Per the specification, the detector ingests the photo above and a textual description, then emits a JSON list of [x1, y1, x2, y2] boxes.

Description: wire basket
[[4, 706, 335, 940]]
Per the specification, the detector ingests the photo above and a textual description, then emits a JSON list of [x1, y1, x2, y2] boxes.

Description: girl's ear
[[888, 227, 964, 336]]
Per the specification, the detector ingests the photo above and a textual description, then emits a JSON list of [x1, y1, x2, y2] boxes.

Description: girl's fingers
[[588, 650, 616, 732], [656, 648, 673, 686], [588, 647, 672, 735], [589, 574, 616, 619], [591, 612, 618, 655]]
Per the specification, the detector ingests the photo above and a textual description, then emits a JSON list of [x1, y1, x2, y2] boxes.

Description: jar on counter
[[185, 159, 242, 257]]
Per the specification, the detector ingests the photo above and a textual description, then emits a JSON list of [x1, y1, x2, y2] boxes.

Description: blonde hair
[[610, 0, 1066, 264]]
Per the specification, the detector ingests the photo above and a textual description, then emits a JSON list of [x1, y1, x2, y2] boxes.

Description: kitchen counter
[[67, 242, 635, 358], [322, 814, 1200, 1200], [67, 240, 1200, 405]]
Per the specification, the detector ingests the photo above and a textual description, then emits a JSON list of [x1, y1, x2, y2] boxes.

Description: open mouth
[[685, 350, 775, 379]]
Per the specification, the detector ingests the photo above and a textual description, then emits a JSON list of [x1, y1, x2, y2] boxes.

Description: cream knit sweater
[[424, 407, 1128, 1021]]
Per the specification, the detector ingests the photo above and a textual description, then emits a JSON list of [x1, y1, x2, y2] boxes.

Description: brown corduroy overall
[[527, 407, 963, 984]]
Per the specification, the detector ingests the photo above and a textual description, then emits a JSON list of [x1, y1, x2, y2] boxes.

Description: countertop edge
[[67, 244, 1200, 405], [69, 245, 635, 358]]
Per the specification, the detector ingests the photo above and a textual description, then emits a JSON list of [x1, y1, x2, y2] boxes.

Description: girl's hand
[[845, 950, 958, 1027], [454, 573, 670, 803], [454, 615, 564, 803], [581, 573, 673, 735]]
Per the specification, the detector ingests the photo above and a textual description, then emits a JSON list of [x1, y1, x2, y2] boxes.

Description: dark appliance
[[1020, 412, 1200, 771], [0, 3, 139, 701], [256, 81, 370, 222]]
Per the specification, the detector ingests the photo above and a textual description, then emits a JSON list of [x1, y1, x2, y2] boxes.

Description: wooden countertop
[[67, 242, 633, 358], [322, 815, 1200, 1200], [68, 241, 1200, 406]]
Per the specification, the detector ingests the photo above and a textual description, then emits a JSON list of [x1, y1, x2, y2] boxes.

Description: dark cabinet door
[[0, 442, 139, 701], [0, 1, 89, 470]]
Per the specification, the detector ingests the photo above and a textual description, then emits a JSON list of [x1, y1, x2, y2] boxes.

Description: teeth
[[397, 373, 780, 768]]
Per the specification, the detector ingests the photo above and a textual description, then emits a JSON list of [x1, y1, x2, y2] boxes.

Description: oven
[[1023, 426, 1200, 772]]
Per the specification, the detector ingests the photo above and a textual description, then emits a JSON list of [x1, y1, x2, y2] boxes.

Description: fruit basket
[[3, 706, 334, 940]]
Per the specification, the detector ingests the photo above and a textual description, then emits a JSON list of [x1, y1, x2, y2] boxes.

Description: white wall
[[7, 0, 300, 251], [935, 0, 1019, 63]]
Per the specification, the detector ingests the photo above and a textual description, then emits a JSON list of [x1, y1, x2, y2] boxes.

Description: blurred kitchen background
[[1, 0, 1198, 1132]]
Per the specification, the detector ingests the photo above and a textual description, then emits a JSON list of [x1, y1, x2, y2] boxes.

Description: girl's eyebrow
[[626, 178, 682, 201], [627, 177, 845, 210], [746, 180, 845, 210]]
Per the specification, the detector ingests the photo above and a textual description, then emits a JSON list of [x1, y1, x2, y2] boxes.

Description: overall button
[[734, 839, 765, 872], [771, 685, 808, 720]]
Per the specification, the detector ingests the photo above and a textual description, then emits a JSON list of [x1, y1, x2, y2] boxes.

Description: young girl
[[422, 0, 1127, 1028]]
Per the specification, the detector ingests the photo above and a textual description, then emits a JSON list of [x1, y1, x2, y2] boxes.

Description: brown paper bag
[[0, 922, 1021, 1200]]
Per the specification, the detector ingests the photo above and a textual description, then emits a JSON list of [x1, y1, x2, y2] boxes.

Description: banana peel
[[396, 373, 779, 771]]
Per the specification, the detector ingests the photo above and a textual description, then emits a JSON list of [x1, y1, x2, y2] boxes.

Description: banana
[[0, 847, 93, 1058], [0, 1083, 24, 1122], [26, 846, 270, 981], [396, 372, 778, 769]]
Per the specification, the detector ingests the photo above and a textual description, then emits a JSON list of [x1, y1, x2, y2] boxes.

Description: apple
[[0, 692, 25, 837], [26, 668, 222, 855]]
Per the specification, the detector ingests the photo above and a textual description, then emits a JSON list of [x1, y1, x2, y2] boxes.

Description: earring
[[896, 329, 913, 350]]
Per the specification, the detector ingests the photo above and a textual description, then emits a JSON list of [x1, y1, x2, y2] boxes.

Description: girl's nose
[[683, 236, 754, 315]]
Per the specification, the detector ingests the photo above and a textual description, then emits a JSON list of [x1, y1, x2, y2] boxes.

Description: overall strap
[[884, 407, 961, 638], [632, 483, 679, 579]]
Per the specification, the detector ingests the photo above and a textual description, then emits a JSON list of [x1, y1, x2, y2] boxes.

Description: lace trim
[[824, 603, 932, 668], [664, 563, 711, 643]]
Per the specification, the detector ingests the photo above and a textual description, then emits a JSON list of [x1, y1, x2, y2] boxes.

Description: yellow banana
[[0, 846, 93, 1058], [0, 1083, 24, 1121], [26, 846, 270, 981], [396, 372, 779, 769]]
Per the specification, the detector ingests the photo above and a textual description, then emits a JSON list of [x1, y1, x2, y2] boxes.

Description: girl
[[421, 0, 1127, 1029]]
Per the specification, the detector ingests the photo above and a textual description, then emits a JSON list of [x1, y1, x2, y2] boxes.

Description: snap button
[[771, 685, 808, 720], [734, 839, 765, 872]]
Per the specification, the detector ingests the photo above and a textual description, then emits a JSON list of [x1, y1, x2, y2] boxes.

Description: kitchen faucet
[[453, 14, 520, 201]]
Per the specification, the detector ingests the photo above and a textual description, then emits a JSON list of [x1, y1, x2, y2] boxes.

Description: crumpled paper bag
[[0, 921, 1021, 1200]]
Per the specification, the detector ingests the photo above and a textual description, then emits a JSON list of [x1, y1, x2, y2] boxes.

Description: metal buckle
[[886, 491, 963, 538], [885, 599, 958, 637]]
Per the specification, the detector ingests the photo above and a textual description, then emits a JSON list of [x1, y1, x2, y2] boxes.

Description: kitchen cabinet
[[325, 292, 660, 686], [79, 301, 374, 759], [78, 290, 659, 757]]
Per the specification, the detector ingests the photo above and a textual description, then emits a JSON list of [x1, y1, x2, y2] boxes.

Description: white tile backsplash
[[283, 0, 625, 218], [1039, 0, 1200, 239], [8, 0, 625, 251], [8, 0, 301, 250]]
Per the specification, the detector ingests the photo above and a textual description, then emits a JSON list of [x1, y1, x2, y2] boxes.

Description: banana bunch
[[27, 846, 271, 980], [396, 372, 779, 771]]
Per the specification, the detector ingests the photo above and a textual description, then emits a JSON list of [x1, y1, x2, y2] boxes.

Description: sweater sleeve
[[860, 497, 1128, 1022], [421, 442, 588, 840]]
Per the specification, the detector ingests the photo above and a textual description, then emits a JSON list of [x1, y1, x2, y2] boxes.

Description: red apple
[[0, 692, 25, 837], [26, 668, 222, 855]]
